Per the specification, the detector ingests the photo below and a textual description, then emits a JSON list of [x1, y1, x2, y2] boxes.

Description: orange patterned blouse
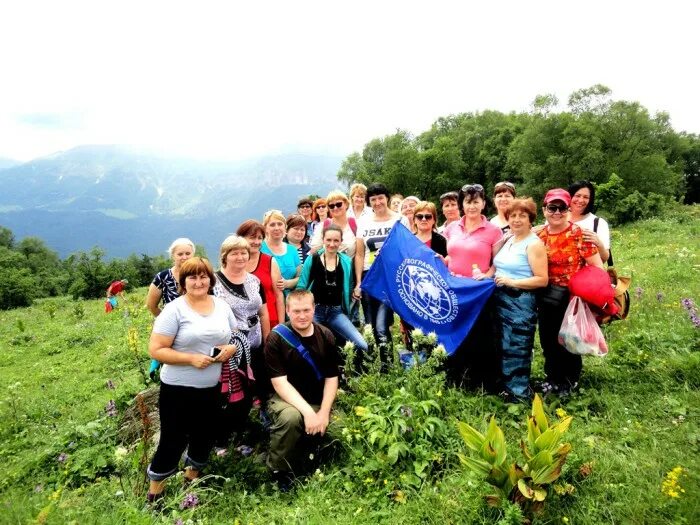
[[537, 223, 598, 287]]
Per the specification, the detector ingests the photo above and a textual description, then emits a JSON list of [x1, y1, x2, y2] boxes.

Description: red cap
[[543, 188, 571, 206]]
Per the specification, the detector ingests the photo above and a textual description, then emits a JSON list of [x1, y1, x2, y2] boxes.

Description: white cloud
[[0, 0, 697, 161]]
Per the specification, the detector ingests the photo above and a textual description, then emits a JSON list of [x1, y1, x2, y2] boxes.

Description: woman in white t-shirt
[[568, 181, 611, 264], [353, 183, 400, 367], [145, 257, 242, 506]]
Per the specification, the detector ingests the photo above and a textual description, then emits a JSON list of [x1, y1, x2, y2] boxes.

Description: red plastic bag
[[104, 299, 113, 313], [558, 297, 608, 357]]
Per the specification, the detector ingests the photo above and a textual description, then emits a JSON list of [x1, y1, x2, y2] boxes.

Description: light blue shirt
[[494, 233, 539, 280]]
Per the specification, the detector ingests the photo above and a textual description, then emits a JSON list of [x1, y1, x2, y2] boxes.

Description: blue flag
[[361, 222, 495, 355]]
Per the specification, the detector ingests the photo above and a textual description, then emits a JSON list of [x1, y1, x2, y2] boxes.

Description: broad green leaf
[[387, 443, 401, 465], [531, 394, 549, 433], [553, 415, 574, 434], [457, 421, 485, 452], [518, 479, 534, 499], [533, 487, 547, 501], [458, 453, 492, 477], [534, 427, 561, 452], [528, 449, 554, 473], [531, 455, 566, 485]]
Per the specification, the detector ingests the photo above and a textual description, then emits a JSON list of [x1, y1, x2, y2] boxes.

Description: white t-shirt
[[356, 213, 400, 271], [154, 296, 237, 388], [347, 206, 373, 221], [309, 220, 357, 257], [575, 213, 610, 250]]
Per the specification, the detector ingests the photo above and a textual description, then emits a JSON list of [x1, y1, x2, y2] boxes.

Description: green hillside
[[0, 207, 698, 524]]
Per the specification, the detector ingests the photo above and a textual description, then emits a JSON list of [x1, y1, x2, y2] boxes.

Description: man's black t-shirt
[[264, 323, 339, 405]]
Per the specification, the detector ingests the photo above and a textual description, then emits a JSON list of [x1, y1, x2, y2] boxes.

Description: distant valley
[[0, 146, 345, 258]]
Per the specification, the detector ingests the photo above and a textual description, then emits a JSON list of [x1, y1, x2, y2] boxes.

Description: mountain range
[[0, 145, 345, 258]]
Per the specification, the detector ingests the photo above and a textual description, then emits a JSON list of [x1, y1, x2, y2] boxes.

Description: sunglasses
[[545, 204, 568, 213], [440, 191, 459, 201], [461, 184, 484, 193], [298, 204, 312, 209], [328, 201, 344, 210], [495, 181, 515, 190], [415, 213, 433, 221]]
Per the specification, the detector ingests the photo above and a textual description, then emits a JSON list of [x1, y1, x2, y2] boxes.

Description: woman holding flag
[[443, 183, 503, 391], [353, 183, 400, 368]]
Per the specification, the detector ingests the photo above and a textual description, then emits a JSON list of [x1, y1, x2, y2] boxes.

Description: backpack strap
[[349, 217, 357, 235], [592, 216, 614, 266], [272, 324, 323, 381]]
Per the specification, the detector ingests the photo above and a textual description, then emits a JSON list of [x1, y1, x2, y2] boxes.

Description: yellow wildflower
[[354, 406, 368, 417], [661, 466, 687, 499], [556, 407, 568, 418], [392, 490, 407, 504]]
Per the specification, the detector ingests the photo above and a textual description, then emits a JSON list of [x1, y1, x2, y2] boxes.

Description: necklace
[[322, 253, 338, 287]]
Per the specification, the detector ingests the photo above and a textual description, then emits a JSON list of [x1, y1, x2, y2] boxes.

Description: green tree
[[0, 226, 14, 249], [15, 237, 67, 297], [65, 248, 110, 300], [0, 247, 37, 308]]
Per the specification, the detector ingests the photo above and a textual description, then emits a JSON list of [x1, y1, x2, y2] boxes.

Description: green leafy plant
[[457, 394, 573, 518], [338, 333, 450, 495]]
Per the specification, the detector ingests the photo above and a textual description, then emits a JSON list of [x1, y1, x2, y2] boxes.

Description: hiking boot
[[271, 470, 295, 493]]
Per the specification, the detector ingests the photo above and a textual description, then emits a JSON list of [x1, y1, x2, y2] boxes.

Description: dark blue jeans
[[314, 304, 368, 352]]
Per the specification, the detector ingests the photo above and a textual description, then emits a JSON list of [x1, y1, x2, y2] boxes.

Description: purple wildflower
[[180, 492, 199, 510], [174, 520, 184, 525], [635, 287, 644, 299], [681, 298, 696, 311], [656, 292, 664, 302], [106, 379, 115, 390], [400, 406, 413, 418], [105, 400, 117, 417], [236, 445, 253, 457], [57, 452, 68, 463], [692, 314, 700, 328]]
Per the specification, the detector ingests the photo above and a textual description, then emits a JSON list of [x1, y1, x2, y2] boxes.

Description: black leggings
[[147, 382, 219, 481], [537, 288, 582, 386]]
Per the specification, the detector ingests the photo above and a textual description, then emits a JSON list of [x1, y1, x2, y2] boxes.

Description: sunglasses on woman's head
[[545, 204, 568, 213], [328, 201, 344, 210], [415, 214, 433, 221], [495, 181, 515, 190], [461, 184, 484, 193]]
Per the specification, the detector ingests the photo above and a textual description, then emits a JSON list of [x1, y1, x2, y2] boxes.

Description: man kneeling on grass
[[263, 289, 339, 490]]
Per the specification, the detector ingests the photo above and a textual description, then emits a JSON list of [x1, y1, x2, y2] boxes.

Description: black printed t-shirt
[[264, 323, 339, 405]]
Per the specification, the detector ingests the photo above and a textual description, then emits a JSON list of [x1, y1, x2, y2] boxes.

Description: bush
[[0, 266, 36, 309]]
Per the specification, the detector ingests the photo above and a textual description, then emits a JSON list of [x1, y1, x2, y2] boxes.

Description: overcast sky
[[0, 0, 697, 162]]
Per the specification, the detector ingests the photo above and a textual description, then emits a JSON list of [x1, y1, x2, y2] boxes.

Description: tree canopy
[[337, 85, 699, 222]]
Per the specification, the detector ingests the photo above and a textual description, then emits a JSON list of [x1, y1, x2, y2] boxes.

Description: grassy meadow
[[0, 206, 698, 524]]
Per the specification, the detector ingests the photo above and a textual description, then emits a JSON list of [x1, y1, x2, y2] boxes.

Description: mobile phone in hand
[[209, 347, 222, 358]]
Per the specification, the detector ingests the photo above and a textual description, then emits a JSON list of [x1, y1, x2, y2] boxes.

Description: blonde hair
[[219, 235, 250, 267], [413, 201, 438, 231], [168, 238, 195, 257], [326, 190, 350, 206], [349, 183, 367, 199], [262, 209, 285, 228]]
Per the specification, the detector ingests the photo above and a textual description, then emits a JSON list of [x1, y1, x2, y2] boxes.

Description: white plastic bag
[[558, 297, 608, 357]]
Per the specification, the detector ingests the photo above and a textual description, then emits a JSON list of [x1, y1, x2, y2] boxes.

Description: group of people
[[141, 179, 612, 501]]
